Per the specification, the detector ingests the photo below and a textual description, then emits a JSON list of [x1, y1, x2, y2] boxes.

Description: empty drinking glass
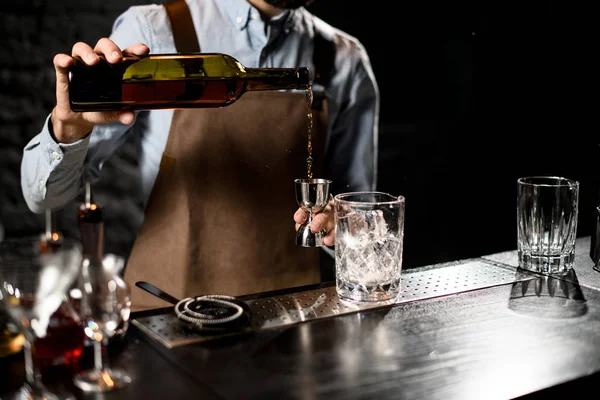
[[517, 176, 579, 275], [71, 254, 131, 392]]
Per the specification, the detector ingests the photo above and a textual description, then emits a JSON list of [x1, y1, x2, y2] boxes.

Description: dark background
[[0, 0, 596, 269]]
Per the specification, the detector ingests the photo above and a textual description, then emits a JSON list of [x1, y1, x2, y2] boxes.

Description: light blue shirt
[[21, 0, 379, 215]]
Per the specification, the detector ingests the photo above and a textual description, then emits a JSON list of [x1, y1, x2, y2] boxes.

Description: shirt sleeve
[[21, 115, 91, 213], [324, 39, 380, 196], [20, 7, 154, 214]]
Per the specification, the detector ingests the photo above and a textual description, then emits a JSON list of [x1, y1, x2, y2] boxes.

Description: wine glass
[[0, 236, 82, 400], [71, 253, 132, 392]]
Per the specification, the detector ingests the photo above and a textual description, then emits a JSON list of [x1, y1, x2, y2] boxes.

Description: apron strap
[[164, 0, 201, 53]]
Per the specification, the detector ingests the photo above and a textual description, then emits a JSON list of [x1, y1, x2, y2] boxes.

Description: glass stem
[[23, 340, 44, 392], [24, 340, 35, 384], [93, 339, 109, 372]]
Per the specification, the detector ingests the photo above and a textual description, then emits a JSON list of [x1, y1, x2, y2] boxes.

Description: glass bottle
[[68, 53, 310, 111]]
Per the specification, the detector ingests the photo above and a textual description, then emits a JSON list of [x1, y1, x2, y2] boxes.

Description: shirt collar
[[220, 0, 298, 32]]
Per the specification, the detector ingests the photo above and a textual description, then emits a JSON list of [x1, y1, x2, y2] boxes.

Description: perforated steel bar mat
[[132, 258, 528, 348]]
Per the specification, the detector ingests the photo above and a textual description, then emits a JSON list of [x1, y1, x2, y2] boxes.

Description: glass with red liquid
[[33, 301, 86, 371], [34, 234, 86, 374]]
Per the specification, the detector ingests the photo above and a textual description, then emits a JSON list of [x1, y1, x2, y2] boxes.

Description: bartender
[[20, 0, 379, 310]]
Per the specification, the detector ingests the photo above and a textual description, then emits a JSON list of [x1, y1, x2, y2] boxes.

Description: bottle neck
[[78, 203, 104, 260], [244, 67, 310, 91]]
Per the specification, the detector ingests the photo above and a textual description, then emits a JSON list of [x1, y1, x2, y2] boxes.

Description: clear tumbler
[[334, 191, 405, 302], [517, 176, 579, 275]]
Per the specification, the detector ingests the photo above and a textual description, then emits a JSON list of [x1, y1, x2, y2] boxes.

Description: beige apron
[[123, 0, 330, 311]]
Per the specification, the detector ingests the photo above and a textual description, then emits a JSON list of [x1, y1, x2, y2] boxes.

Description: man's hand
[[294, 195, 335, 246], [51, 38, 150, 143]]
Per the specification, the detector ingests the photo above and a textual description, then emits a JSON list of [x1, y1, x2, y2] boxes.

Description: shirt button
[[236, 16, 243, 24], [251, 13, 258, 20], [52, 151, 62, 161]]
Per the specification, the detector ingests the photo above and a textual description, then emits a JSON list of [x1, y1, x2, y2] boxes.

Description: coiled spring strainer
[[174, 295, 248, 332]]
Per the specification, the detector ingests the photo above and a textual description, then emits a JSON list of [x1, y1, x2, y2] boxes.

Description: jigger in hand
[[295, 178, 332, 247]]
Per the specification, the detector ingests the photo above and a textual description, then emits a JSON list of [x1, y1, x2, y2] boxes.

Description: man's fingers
[[310, 211, 334, 234], [294, 208, 308, 224], [50, 39, 146, 143], [117, 112, 136, 125], [53, 53, 73, 71], [309, 198, 335, 233], [322, 231, 335, 247], [88, 111, 135, 126], [123, 42, 150, 56], [54, 54, 74, 108], [71, 42, 99, 64], [294, 201, 336, 246], [93, 38, 123, 63]]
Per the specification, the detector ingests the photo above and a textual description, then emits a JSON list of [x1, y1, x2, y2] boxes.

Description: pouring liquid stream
[[305, 86, 313, 179]]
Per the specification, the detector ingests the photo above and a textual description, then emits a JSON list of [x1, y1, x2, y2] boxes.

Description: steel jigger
[[295, 178, 332, 247]]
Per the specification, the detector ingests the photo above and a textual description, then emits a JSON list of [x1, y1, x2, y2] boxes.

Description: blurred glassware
[[0, 304, 24, 358], [0, 221, 23, 360], [34, 212, 86, 372], [0, 236, 82, 400], [71, 253, 131, 392], [33, 298, 85, 372], [593, 206, 600, 273], [71, 180, 132, 392]]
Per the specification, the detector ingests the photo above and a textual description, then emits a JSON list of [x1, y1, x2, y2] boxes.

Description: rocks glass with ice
[[334, 192, 405, 302]]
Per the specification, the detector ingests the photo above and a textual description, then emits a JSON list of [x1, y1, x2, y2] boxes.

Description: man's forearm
[[21, 114, 90, 213]]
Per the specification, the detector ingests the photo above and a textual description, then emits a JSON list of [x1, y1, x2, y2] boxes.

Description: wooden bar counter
[[2, 237, 600, 399]]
